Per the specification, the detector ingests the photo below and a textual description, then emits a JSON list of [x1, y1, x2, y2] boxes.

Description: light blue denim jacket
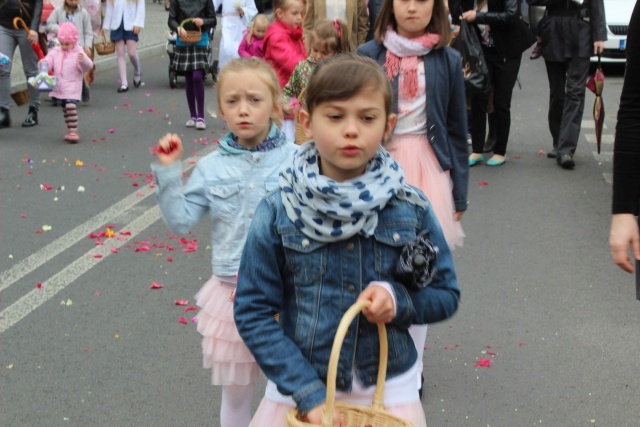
[[152, 133, 296, 276], [234, 190, 460, 413]]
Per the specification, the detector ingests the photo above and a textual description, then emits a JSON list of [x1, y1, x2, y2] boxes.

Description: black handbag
[[451, 19, 491, 95]]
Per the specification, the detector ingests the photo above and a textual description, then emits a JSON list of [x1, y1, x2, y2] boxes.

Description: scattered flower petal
[[474, 357, 492, 368], [108, 128, 115, 134], [178, 316, 187, 324], [42, 225, 52, 231], [175, 299, 188, 306], [92, 254, 103, 259], [185, 306, 198, 312], [479, 181, 489, 187], [149, 282, 164, 289], [40, 184, 53, 191], [110, 248, 118, 254], [77, 186, 85, 192], [75, 160, 84, 166]]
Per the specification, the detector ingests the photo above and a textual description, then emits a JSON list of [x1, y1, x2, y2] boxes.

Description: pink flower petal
[[166, 256, 173, 262], [474, 357, 492, 368], [149, 282, 164, 289], [108, 128, 115, 134], [174, 299, 188, 306], [538, 149, 546, 155], [190, 317, 197, 323], [135, 246, 151, 252], [92, 254, 103, 259], [110, 248, 118, 253], [185, 306, 198, 312], [479, 181, 489, 187], [178, 316, 187, 324]]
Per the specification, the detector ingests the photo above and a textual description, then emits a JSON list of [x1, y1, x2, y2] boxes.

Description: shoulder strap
[[16, 0, 32, 21]]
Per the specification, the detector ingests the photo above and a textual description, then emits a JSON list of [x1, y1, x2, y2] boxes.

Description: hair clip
[[333, 19, 342, 38]]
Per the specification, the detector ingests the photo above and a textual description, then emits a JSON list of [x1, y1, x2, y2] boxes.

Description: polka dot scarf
[[279, 142, 427, 242]]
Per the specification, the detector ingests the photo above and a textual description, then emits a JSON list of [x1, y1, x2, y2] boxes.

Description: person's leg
[[470, 90, 490, 156], [489, 55, 521, 157], [184, 70, 197, 125], [15, 29, 40, 125], [63, 101, 79, 141], [544, 60, 567, 156], [220, 384, 254, 427], [408, 324, 428, 397], [126, 39, 142, 86], [556, 57, 590, 157], [192, 69, 205, 119], [0, 27, 18, 127], [115, 40, 128, 89]]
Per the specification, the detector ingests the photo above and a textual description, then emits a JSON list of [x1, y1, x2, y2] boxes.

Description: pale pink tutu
[[248, 397, 427, 427], [195, 275, 259, 385], [387, 134, 465, 250]]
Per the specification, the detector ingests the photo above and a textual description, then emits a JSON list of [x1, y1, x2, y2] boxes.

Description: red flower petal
[[149, 282, 164, 289], [474, 357, 492, 368], [178, 316, 187, 324], [174, 299, 188, 306]]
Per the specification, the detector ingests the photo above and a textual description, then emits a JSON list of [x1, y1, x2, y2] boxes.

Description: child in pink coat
[[41, 22, 94, 142], [238, 14, 269, 58]]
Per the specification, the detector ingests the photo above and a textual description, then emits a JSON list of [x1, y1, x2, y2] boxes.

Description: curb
[[10, 42, 166, 94]]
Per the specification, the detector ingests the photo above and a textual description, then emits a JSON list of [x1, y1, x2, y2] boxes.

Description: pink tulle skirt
[[248, 397, 427, 427], [195, 275, 259, 385], [387, 134, 465, 250]]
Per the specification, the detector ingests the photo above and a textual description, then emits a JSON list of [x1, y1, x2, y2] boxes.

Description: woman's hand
[[28, 30, 38, 43], [303, 404, 344, 426], [132, 26, 141, 35], [358, 285, 395, 324], [454, 211, 464, 221], [461, 10, 477, 22], [156, 133, 184, 166], [609, 214, 640, 273], [193, 18, 204, 27], [594, 41, 605, 55], [84, 46, 92, 57]]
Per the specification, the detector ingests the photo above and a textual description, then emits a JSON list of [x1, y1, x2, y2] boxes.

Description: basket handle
[[322, 300, 388, 427], [179, 18, 202, 32]]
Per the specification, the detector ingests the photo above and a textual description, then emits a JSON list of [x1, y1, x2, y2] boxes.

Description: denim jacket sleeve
[[152, 161, 210, 235], [234, 197, 327, 414], [391, 202, 461, 326]]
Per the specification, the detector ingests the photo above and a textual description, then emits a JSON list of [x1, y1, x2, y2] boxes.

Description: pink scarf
[[382, 27, 441, 99]]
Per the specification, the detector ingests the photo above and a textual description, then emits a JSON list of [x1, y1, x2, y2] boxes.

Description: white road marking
[[581, 120, 607, 130], [0, 149, 213, 295], [585, 134, 614, 145], [603, 173, 613, 185]]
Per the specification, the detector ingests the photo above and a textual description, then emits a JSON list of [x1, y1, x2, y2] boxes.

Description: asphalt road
[[0, 51, 638, 427]]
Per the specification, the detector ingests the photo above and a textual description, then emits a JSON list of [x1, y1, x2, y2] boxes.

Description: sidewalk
[[9, 0, 179, 94]]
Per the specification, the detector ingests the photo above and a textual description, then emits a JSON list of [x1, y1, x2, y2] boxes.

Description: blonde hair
[[216, 58, 283, 125], [252, 14, 269, 32], [273, 0, 304, 21], [309, 19, 350, 54]]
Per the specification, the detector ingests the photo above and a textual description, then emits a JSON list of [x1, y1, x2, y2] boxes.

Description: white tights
[[220, 384, 254, 427], [115, 39, 140, 87]]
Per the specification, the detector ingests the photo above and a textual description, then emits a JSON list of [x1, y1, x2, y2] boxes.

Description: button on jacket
[[152, 142, 296, 276], [358, 42, 469, 212], [234, 190, 460, 413]]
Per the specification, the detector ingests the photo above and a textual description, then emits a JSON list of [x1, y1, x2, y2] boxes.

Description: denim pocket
[[281, 229, 327, 285], [373, 225, 417, 278], [209, 182, 242, 221]]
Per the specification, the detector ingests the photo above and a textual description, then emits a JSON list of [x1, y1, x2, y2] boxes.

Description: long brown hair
[[308, 19, 351, 54], [373, 0, 451, 47]]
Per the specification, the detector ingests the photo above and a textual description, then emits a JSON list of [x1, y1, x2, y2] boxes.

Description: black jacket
[[168, 0, 216, 33], [527, 0, 607, 61], [453, 0, 535, 60], [0, 0, 43, 31]]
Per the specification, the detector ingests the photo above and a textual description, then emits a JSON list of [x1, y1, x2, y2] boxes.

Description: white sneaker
[[196, 119, 206, 130], [186, 118, 196, 127]]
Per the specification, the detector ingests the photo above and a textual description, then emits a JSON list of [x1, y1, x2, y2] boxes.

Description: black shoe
[[22, 106, 38, 127], [557, 154, 575, 169], [133, 74, 142, 88], [546, 150, 558, 159], [0, 107, 10, 128], [117, 85, 129, 93]]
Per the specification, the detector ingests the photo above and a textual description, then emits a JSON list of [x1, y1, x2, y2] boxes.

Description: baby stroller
[[166, 26, 219, 89]]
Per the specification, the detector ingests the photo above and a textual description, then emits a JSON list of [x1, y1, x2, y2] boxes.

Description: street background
[[1, 3, 639, 426]]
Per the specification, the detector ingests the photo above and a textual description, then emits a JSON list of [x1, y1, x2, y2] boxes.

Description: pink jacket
[[238, 31, 264, 59], [263, 20, 307, 88], [42, 46, 94, 101]]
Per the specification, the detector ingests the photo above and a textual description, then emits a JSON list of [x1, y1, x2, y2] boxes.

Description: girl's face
[[61, 42, 74, 51], [310, 40, 334, 62], [299, 86, 396, 182], [393, 0, 434, 38], [276, 1, 303, 28], [253, 24, 267, 39], [219, 69, 279, 149]]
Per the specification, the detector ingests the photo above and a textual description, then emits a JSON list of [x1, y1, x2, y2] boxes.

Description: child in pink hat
[[40, 22, 94, 142]]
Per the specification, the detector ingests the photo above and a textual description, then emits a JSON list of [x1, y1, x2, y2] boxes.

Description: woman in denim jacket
[[152, 58, 296, 427], [234, 54, 460, 427]]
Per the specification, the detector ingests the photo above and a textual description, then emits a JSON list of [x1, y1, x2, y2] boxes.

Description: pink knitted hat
[[58, 22, 79, 45]]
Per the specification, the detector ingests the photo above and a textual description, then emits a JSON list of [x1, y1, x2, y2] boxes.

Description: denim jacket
[[234, 190, 460, 413], [152, 139, 296, 276]]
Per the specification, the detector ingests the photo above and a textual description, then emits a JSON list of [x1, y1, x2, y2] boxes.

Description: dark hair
[[304, 53, 392, 116], [374, 0, 451, 47], [309, 19, 351, 54]]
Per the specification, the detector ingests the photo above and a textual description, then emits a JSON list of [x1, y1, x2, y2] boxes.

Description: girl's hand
[[358, 285, 395, 324], [303, 404, 344, 426], [156, 133, 184, 165], [282, 104, 293, 115], [132, 26, 141, 35], [461, 10, 477, 22], [77, 53, 84, 62], [84, 46, 92, 57], [193, 18, 204, 27], [454, 211, 464, 221]]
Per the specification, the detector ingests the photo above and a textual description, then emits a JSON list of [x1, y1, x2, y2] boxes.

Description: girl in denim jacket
[[151, 58, 296, 427], [234, 54, 460, 427]]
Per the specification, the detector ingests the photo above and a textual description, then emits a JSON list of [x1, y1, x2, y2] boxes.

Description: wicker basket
[[11, 89, 29, 106], [95, 32, 115, 56], [294, 89, 308, 145], [287, 301, 413, 427], [178, 19, 202, 45]]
